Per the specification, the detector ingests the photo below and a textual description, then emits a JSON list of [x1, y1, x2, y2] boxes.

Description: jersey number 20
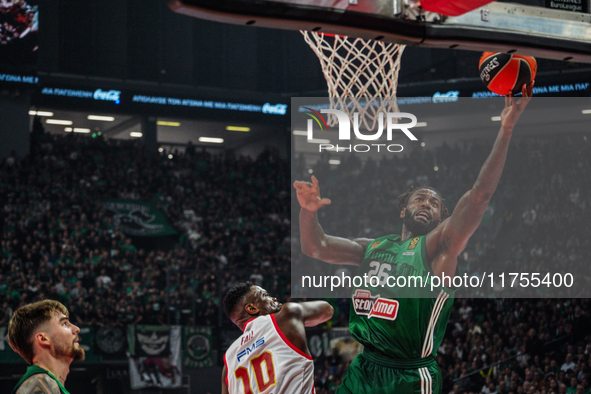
[[234, 351, 276, 393]]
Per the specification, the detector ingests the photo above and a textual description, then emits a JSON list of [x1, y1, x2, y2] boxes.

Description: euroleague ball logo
[[480, 56, 500, 82], [479, 52, 536, 96], [303, 107, 419, 153]]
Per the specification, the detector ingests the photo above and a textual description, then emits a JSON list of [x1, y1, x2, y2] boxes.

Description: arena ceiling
[[32, 96, 591, 166], [32, 108, 285, 153]]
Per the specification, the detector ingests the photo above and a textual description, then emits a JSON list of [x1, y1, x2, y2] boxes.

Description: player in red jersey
[[222, 282, 333, 394]]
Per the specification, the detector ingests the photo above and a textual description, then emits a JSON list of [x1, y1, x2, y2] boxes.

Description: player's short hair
[[223, 281, 255, 318], [8, 300, 69, 365], [397, 185, 449, 220]]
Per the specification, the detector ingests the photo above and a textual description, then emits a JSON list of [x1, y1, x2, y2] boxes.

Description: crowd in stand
[[292, 134, 590, 298], [1, 131, 291, 327], [1, 127, 590, 394], [314, 298, 591, 394]]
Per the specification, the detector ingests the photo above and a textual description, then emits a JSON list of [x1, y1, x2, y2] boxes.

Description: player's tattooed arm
[[16, 374, 61, 394]]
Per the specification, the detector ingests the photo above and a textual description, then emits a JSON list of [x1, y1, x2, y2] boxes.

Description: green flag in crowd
[[102, 199, 177, 237]]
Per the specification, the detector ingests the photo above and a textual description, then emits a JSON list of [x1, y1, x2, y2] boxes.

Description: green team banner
[[182, 326, 214, 368], [102, 199, 177, 237]]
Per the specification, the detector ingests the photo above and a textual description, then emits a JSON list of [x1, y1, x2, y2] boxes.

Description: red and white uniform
[[224, 314, 315, 394]]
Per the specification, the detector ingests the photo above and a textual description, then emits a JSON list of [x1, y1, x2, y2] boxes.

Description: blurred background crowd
[[1, 130, 291, 329]]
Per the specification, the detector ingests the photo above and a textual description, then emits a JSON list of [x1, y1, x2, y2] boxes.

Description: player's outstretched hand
[[293, 175, 331, 212], [501, 81, 534, 130]]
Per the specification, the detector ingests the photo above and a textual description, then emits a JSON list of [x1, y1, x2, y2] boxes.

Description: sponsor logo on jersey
[[402, 251, 415, 256], [372, 241, 381, 249], [408, 237, 420, 250], [237, 337, 265, 362], [241, 330, 254, 346], [352, 289, 399, 321]]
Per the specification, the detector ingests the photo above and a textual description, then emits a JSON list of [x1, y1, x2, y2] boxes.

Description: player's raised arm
[[299, 300, 334, 327], [427, 83, 533, 276], [294, 175, 369, 266], [274, 301, 334, 358], [276, 301, 334, 328]]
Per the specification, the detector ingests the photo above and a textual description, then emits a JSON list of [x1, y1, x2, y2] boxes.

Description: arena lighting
[[29, 111, 54, 117], [308, 138, 331, 144], [491, 116, 501, 121], [168, 154, 174, 159], [421, 142, 426, 147], [88, 115, 115, 121], [226, 126, 250, 132], [130, 132, 143, 138], [199, 137, 224, 143], [158, 147, 164, 152], [157, 121, 181, 126], [46, 119, 73, 125], [582, 109, 591, 114], [328, 159, 341, 165], [73, 128, 91, 133], [64, 127, 72, 132]]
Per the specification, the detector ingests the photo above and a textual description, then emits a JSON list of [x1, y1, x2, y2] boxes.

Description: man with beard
[[293, 85, 533, 394], [8, 300, 85, 394], [222, 282, 333, 394]]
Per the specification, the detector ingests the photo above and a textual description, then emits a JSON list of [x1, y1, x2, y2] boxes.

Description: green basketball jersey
[[349, 234, 455, 359], [13, 365, 70, 394]]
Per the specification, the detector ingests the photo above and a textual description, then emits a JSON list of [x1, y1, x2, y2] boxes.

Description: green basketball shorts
[[336, 349, 442, 394]]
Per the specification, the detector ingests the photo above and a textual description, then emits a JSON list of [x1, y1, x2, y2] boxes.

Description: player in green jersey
[[9, 300, 84, 394], [294, 84, 533, 394]]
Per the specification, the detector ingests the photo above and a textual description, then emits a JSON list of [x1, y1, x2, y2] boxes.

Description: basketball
[[479, 52, 537, 96]]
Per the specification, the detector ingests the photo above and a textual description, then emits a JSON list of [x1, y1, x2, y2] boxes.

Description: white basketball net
[[302, 31, 405, 131]]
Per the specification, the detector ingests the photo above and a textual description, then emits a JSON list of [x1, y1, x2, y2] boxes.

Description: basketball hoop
[[301, 31, 405, 131]]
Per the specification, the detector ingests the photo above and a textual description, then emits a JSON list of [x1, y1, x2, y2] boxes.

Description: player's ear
[[34, 332, 51, 348], [245, 303, 259, 315], [400, 208, 406, 219]]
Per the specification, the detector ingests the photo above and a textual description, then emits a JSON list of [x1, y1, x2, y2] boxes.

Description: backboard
[[168, 0, 591, 63]]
